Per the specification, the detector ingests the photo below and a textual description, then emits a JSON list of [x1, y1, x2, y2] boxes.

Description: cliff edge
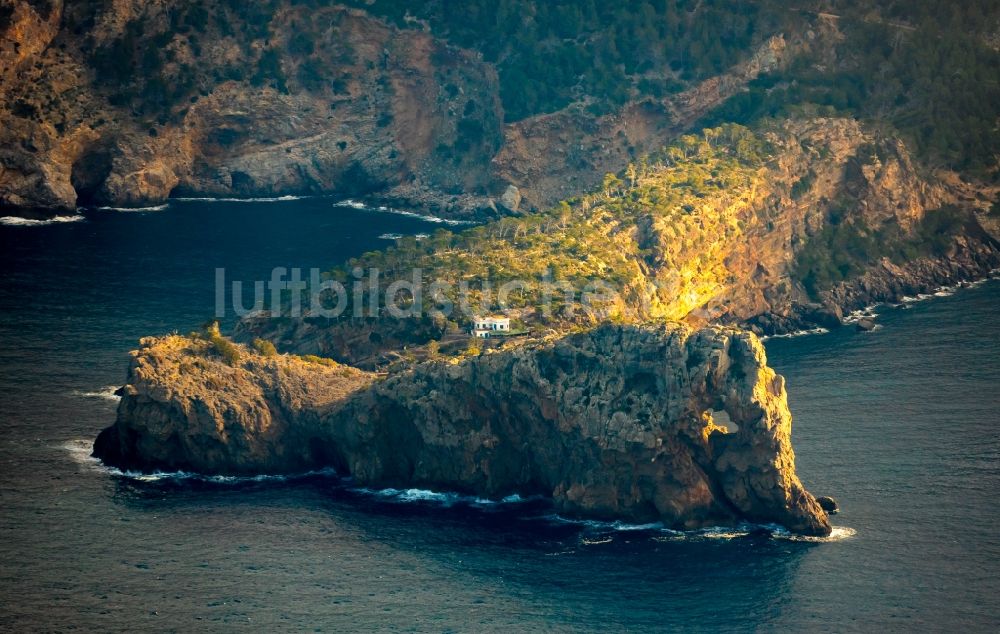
[[94, 324, 832, 536]]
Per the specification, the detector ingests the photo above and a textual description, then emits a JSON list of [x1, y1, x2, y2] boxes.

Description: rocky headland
[[94, 324, 832, 536], [49, 0, 996, 538]]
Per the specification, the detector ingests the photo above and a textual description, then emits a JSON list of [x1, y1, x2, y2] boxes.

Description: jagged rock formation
[[94, 324, 832, 536]]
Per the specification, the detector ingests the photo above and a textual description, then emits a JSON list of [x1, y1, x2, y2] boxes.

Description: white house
[[471, 316, 511, 338]]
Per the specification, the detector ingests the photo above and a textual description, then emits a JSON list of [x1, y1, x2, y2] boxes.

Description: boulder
[[816, 496, 839, 514], [856, 318, 876, 331], [498, 184, 521, 213]]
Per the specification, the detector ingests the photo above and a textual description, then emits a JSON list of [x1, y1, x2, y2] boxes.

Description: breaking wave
[[62, 439, 337, 483], [95, 204, 169, 212], [548, 515, 857, 543], [378, 232, 431, 241], [651, 523, 857, 543], [543, 515, 665, 531], [900, 283, 963, 305], [352, 486, 534, 508], [0, 214, 85, 227], [335, 199, 476, 226], [65, 441, 855, 543], [172, 195, 307, 203], [843, 305, 881, 324], [73, 385, 122, 401], [68, 443, 391, 492], [760, 327, 830, 342]]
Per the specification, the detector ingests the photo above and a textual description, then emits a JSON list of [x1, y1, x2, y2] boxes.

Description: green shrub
[[253, 338, 278, 357], [299, 354, 339, 367], [202, 321, 241, 365], [791, 170, 816, 200], [426, 340, 440, 358]]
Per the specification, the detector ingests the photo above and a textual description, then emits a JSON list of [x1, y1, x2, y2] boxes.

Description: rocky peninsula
[[94, 324, 832, 536]]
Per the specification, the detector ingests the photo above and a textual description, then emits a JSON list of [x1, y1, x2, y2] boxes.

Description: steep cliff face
[[94, 324, 832, 535], [1, 1, 503, 216]]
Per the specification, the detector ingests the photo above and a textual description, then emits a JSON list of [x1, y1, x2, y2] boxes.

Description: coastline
[[69, 439, 854, 543], [751, 238, 1000, 339]]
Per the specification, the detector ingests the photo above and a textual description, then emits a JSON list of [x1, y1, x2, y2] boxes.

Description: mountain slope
[[241, 117, 999, 368], [6, 1, 995, 218]]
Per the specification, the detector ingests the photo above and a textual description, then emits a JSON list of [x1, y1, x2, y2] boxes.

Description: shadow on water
[[98, 469, 816, 630]]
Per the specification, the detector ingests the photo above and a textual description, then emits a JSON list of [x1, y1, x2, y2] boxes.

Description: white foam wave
[[775, 526, 857, 543], [900, 283, 965, 305], [581, 536, 614, 545], [172, 195, 306, 203], [542, 514, 665, 532], [335, 199, 476, 226], [73, 385, 122, 401], [64, 443, 858, 544], [62, 439, 103, 469], [337, 198, 367, 209], [108, 467, 338, 484], [0, 214, 85, 227], [96, 204, 169, 212], [378, 232, 432, 241], [843, 305, 881, 324], [354, 486, 534, 507], [62, 439, 337, 482], [760, 327, 829, 342], [650, 522, 857, 543]]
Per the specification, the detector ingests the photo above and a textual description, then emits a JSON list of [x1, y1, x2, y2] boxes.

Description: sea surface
[[0, 200, 998, 632]]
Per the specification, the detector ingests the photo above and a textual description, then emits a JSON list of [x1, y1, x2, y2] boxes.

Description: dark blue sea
[[1, 200, 998, 632]]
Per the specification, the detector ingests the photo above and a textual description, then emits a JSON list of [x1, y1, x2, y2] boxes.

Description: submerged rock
[[93, 324, 832, 536]]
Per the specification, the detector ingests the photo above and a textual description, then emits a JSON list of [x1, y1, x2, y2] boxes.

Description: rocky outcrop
[[94, 324, 832, 536], [93, 334, 377, 473]]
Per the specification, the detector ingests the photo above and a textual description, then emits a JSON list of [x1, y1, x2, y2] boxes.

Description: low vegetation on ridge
[[320, 123, 770, 328]]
